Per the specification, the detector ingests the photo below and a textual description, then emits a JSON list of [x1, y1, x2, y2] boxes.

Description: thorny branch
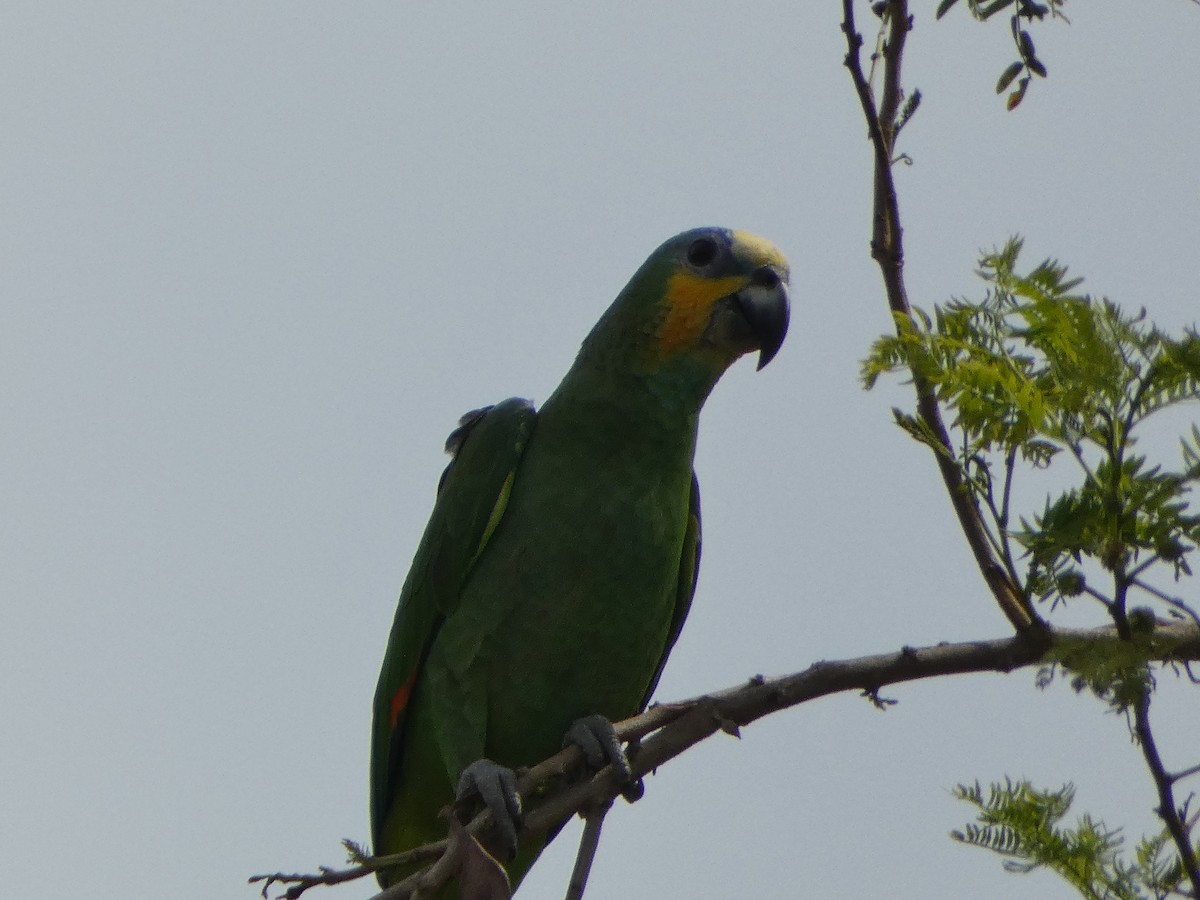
[[251, 621, 1200, 899], [841, 0, 1042, 636]]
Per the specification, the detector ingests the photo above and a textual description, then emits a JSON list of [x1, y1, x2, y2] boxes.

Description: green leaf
[[891, 408, 953, 458], [1007, 75, 1030, 110], [1017, 28, 1036, 61], [936, 0, 961, 19], [976, 0, 1017, 20], [996, 60, 1024, 93], [1017, 0, 1051, 19]]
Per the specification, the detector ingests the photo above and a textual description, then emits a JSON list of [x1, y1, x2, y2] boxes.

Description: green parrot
[[370, 227, 790, 893]]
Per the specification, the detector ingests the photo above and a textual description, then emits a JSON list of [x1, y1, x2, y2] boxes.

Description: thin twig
[[997, 447, 1020, 584], [1132, 690, 1200, 896], [840, 0, 1042, 636], [564, 801, 612, 900], [1082, 583, 1116, 611], [1131, 577, 1200, 632], [1171, 762, 1200, 785], [370, 822, 470, 900]]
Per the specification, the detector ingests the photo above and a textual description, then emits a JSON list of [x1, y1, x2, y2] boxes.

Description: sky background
[[3, 2, 1198, 898]]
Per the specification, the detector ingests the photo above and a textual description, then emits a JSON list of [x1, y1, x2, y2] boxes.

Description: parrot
[[369, 226, 790, 893]]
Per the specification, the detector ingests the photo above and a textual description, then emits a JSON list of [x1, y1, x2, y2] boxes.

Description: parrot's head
[[575, 227, 790, 405]]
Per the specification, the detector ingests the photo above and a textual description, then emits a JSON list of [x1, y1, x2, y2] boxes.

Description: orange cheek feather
[[654, 272, 746, 361]]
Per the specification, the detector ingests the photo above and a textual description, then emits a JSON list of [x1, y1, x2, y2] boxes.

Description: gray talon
[[621, 776, 645, 803], [564, 714, 634, 783], [456, 758, 522, 858]]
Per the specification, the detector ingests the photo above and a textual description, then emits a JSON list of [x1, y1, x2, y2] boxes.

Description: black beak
[[736, 266, 790, 370]]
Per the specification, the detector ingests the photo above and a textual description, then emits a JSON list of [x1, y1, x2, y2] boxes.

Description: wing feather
[[639, 471, 701, 710], [369, 397, 536, 845]]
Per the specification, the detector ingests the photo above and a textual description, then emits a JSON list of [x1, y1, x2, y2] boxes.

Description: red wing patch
[[389, 668, 420, 728]]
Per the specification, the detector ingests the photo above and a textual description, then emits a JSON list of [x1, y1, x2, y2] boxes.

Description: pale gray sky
[[3, 3, 1198, 899]]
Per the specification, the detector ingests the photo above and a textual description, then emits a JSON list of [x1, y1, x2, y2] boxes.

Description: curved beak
[[736, 268, 790, 370]]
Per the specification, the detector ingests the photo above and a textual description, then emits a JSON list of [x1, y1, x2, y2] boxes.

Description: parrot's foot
[[564, 714, 644, 803], [456, 758, 522, 859]]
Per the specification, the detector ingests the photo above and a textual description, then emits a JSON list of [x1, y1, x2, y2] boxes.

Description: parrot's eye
[[686, 237, 719, 269]]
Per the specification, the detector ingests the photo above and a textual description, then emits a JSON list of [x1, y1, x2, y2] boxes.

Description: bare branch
[[1132, 690, 1200, 895], [253, 621, 1200, 898], [1172, 762, 1200, 785], [564, 801, 612, 900]]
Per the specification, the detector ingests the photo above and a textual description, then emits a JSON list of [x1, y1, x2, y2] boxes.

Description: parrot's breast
[[438, 398, 696, 768]]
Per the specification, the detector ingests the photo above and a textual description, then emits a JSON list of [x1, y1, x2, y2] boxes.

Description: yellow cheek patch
[[731, 230, 790, 273], [653, 271, 746, 361]]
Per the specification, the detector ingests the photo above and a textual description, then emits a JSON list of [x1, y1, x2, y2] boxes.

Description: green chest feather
[[432, 400, 696, 763]]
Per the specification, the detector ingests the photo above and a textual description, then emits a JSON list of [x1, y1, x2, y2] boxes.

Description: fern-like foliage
[[953, 780, 1194, 899], [862, 237, 1200, 665], [865, 240, 1200, 897]]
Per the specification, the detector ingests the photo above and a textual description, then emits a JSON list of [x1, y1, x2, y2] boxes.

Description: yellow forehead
[[731, 229, 789, 273]]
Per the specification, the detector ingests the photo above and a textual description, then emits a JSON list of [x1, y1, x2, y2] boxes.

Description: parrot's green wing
[[369, 397, 537, 847], [640, 472, 701, 709]]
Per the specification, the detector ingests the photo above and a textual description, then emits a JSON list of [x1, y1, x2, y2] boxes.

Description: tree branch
[[564, 800, 611, 900], [841, 0, 1043, 636], [1132, 689, 1200, 896], [252, 621, 1200, 899]]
